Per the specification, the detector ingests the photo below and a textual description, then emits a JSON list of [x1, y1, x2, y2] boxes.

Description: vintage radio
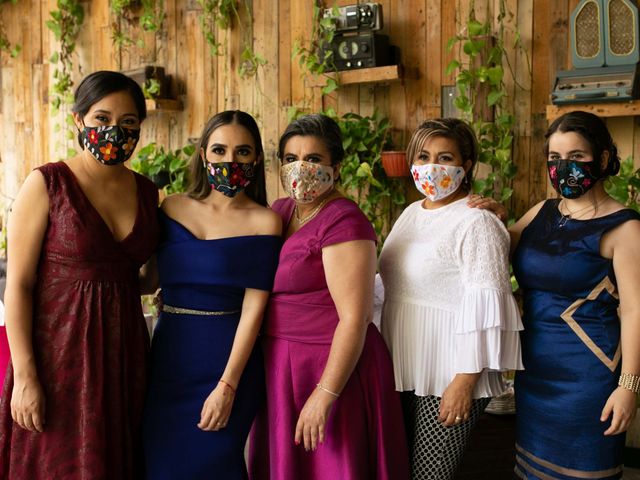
[[551, 64, 640, 104], [323, 32, 392, 71], [571, 0, 640, 68], [322, 3, 382, 33]]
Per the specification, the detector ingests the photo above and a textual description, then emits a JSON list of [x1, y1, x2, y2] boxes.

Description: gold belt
[[162, 304, 240, 316]]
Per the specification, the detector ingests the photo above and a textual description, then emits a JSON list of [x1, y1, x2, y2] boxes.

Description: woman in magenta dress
[[249, 114, 409, 480], [0, 71, 158, 479]]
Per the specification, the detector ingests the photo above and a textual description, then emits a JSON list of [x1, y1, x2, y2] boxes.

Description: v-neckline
[[60, 161, 142, 244]]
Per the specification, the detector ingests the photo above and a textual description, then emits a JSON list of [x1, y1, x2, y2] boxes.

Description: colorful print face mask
[[280, 160, 334, 204], [81, 125, 140, 166], [547, 159, 599, 199], [410, 163, 466, 201], [205, 161, 255, 197]]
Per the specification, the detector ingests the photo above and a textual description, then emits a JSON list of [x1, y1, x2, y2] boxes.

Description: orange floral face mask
[[410, 163, 466, 201], [81, 125, 140, 166]]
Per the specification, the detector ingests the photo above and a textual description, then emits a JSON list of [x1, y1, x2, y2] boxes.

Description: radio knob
[[360, 43, 369, 52], [346, 61, 352, 67], [357, 61, 363, 67]]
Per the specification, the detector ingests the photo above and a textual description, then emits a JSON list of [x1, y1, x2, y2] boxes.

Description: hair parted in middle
[[405, 118, 479, 191], [278, 113, 345, 166], [186, 110, 267, 206]]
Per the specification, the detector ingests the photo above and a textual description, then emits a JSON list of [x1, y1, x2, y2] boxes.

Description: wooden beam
[[306, 65, 403, 88], [546, 100, 640, 121]]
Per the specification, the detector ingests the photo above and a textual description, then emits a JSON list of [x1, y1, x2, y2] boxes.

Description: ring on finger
[[455, 415, 463, 422]]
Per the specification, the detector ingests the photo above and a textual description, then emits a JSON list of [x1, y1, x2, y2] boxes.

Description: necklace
[[294, 196, 331, 226], [558, 197, 606, 227]]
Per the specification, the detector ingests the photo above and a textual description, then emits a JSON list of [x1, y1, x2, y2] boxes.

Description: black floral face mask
[[205, 161, 256, 197], [81, 125, 140, 166], [547, 159, 600, 199]]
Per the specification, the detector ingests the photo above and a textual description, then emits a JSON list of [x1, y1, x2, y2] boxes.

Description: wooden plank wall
[[1, 0, 639, 222]]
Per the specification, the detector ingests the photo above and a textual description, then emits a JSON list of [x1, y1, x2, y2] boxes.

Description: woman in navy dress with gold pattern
[[473, 111, 640, 479]]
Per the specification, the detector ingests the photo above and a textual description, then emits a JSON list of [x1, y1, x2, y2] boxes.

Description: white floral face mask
[[280, 160, 334, 204], [410, 163, 466, 201]]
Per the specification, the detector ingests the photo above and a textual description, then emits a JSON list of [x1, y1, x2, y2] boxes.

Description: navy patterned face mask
[[547, 159, 600, 199], [81, 125, 140, 166], [205, 161, 256, 197]]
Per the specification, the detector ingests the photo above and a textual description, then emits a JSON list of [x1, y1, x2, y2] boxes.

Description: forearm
[[4, 283, 38, 379], [219, 316, 262, 388], [620, 311, 640, 377], [138, 256, 159, 295], [317, 317, 368, 395], [220, 289, 269, 387]]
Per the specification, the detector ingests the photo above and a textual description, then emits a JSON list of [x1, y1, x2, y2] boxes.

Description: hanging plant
[[110, 0, 164, 48], [292, 2, 339, 96], [0, 0, 20, 58], [445, 0, 530, 208], [46, 0, 85, 114], [196, 0, 266, 79], [605, 157, 640, 213]]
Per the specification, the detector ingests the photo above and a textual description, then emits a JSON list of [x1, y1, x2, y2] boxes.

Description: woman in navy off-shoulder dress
[[142, 111, 281, 480]]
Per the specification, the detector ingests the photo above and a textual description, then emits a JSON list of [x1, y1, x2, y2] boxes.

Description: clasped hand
[[198, 382, 234, 431], [438, 376, 475, 427], [601, 386, 637, 436], [294, 387, 336, 451], [11, 375, 45, 433]]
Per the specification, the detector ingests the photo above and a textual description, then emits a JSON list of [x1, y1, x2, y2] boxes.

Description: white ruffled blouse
[[379, 197, 524, 398]]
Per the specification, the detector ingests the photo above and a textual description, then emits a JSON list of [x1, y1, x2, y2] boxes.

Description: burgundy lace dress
[[0, 161, 159, 479]]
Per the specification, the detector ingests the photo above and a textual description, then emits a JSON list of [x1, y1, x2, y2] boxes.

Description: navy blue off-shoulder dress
[[143, 210, 280, 480]]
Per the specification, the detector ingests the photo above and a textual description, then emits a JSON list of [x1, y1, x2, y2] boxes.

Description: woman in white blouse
[[378, 118, 523, 480]]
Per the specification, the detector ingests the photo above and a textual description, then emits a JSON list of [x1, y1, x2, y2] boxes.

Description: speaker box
[[324, 32, 391, 71], [571, 0, 639, 68]]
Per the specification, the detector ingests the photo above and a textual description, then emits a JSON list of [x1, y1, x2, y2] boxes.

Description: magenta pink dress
[[249, 197, 409, 480]]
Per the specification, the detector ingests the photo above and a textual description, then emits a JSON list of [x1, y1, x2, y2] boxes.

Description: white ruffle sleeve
[[454, 211, 524, 373]]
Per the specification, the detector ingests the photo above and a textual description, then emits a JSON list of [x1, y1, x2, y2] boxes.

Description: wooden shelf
[[307, 65, 403, 88], [546, 100, 640, 121], [145, 98, 182, 112]]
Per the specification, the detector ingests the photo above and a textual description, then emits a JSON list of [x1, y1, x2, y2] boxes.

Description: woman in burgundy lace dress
[[0, 71, 159, 479]]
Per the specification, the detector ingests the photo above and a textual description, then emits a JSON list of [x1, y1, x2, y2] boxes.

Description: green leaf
[[321, 77, 338, 95], [487, 66, 504, 85], [487, 89, 505, 106], [445, 59, 460, 76], [467, 20, 487, 37]]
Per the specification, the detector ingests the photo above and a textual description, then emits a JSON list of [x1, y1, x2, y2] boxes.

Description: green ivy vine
[[110, 0, 165, 48], [196, 0, 265, 79], [0, 0, 20, 58], [606, 157, 640, 213], [446, 0, 530, 206], [292, 2, 338, 96], [46, 0, 85, 114]]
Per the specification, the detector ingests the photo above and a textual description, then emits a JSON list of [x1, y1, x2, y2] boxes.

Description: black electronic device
[[323, 32, 391, 71], [551, 64, 640, 104], [322, 3, 382, 33]]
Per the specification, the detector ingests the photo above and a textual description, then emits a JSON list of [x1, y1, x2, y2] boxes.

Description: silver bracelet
[[316, 383, 340, 398]]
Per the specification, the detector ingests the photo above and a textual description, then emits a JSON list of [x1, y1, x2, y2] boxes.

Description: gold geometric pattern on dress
[[516, 443, 624, 479], [559, 276, 621, 372]]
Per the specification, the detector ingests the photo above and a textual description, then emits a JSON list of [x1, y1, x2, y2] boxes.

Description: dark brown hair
[[278, 114, 344, 165], [72, 70, 146, 148], [544, 110, 620, 178], [186, 110, 267, 206], [406, 118, 478, 190]]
